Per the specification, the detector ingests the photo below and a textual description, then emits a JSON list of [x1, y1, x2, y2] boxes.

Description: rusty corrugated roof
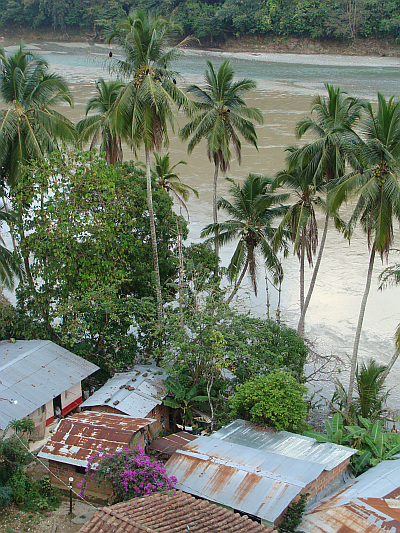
[[79, 490, 274, 533], [301, 459, 400, 532], [38, 411, 155, 467], [165, 435, 326, 526], [149, 431, 198, 456]]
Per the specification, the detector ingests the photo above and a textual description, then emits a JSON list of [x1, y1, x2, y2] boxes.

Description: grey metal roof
[[211, 419, 356, 470], [301, 459, 400, 532], [81, 365, 167, 418], [165, 435, 326, 525], [0, 340, 99, 430]]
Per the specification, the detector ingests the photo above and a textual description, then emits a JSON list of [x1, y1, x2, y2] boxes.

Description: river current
[[2, 40, 400, 406]]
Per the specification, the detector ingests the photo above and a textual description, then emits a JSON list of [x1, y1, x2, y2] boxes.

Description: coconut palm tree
[[330, 92, 400, 415], [77, 78, 125, 165], [181, 60, 263, 256], [201, 174, 289, 304], [293, 84, 363, 335], [0, 45, 75, 189], [272, 151, 326, 330], [106, 9, 195, 322], [0, 202, 22, 290]]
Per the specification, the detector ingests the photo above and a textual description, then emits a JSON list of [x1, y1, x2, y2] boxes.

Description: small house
[[38, 411, 157, 499], [81, 364, 170, 435], [79, 490, 274, 533], [0, 340, 98, 440], [165, 419, 357, 528]]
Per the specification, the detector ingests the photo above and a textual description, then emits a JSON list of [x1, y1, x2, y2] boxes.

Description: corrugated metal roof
[[38, 411, 156, 467], [165, 436, 325, 525], [149, 431, 198, 456], [0, 340, 99, 430], [301, 459, 400, 532], [81, 365, 167, 418], [211, 419, 356, 470]]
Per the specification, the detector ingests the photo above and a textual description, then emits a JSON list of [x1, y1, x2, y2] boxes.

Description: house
[[81, 364, 170, 435], [38, 411, 157, 499], [79, 490, 274, 533], [165, 419, 357, 528], [301, 458, 400, 532], [0, 340, 98, 439]]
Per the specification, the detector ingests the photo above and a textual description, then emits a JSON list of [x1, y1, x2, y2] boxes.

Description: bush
[[230, 370, 308, 432], [78, 447, 176, 503], [0, 486, 13, 507]]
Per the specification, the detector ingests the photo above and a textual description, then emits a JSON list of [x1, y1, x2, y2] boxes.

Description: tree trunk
[[145, 147, 163, 322], [299, 231, 305, 314], [177, 214, 184, 327], [265, 269, 270, 319], [227, 255, 249, 304], [297, 212, 329, 336], [345, 244, 375, 415], [213, 161, 219, 256], [381, 349, 399, 381]]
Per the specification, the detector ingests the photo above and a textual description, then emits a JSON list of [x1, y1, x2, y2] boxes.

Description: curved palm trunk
[[297, 212, 329, 336], [381, 350, 399, 381], [145, 147, 163, 322], [299, 231, 306, 314], [213, 161, 219, 256], [227, 255, 250, 304], [345, 245, 376, 416]]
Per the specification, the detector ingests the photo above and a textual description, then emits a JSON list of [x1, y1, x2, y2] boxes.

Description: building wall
[[46, 383, 83, 426], [48, 460, 112, 500]]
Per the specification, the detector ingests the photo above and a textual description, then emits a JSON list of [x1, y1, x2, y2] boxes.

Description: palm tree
[[77, 78, 125, 165], [181, 60, 263, 256], [0, 45, 75, 189], [0, 203, 22, 290], [293, 84, 363, 335], [272, 152, 325, 331], [151, 152, 198, 216], [107, 9, 195, 322], [201, 174, 289, 304], [330, 92, 400, 415]]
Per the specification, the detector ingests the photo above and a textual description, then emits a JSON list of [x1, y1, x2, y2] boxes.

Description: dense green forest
[[2, 0, 400, 43]]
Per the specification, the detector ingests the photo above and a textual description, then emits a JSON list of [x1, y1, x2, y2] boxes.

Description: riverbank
[[1, 26, 399, 58]]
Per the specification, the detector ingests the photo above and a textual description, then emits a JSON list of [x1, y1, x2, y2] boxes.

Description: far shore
[[1, 28, 400, 59]]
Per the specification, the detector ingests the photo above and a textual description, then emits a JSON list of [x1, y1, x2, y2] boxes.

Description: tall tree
[[0, 45, 75, 189], [293, 84, 363, 335], [330, 92, 400, 414], [0, 203, 22, 290], [107, 9, 195, 321], [201, 174, 288, 304], [77, 78, 125, 165], [181, 59, 263, 256]]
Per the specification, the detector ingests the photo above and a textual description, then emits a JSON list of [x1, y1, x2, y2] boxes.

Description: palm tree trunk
[[265, 269, 270, 319], [177, 214, 184, 327], [297, 212, 329, 336], [213, 161, 219, 256], [276, 276, 282, 324], [145, 147, 163, 322], [381, 348, 400, 381], [300, 231, 305, 314], [227, 256, 249, 304], [345, 244, 376, 415]]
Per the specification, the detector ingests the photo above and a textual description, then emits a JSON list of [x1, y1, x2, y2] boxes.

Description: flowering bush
[[77, 447, 176, 503]]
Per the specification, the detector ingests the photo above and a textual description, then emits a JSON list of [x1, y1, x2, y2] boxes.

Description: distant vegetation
[[2, 0, 400, 44]]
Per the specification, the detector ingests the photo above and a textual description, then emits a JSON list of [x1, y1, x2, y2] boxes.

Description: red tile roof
[[79, 491, 273, 533]]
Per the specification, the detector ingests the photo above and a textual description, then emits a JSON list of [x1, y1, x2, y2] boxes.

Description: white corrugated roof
[[0, 340, 99, 429], [81, 365, 167, 418]]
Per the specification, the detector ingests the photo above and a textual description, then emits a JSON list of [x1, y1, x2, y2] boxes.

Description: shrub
[[230, 370, 308, 432], [78, 447, 176, 503], [0, 486, 13, 507]]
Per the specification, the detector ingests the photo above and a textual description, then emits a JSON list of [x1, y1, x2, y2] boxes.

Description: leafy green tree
[[230, 370, 308, 432], [201, 174, 288, 303], [106, 8, 195, 321], [181, 59, 263, 255], [0, 45, 75, 189], [294, 84, 363, 335], [329, 93, 400, 415], [77, 78, 125, 165], [163, 376, 209, 424]]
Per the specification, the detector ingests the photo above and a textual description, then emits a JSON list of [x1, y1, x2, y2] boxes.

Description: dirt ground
[[0, 500, 97, 533]]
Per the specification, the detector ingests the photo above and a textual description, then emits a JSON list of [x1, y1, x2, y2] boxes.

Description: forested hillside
[[2, 0, 400, 43]]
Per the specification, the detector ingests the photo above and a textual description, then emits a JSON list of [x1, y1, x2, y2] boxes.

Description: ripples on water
[[3, 40, 400, 404]]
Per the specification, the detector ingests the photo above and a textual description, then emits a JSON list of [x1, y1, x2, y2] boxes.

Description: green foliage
[[230, 370, 308, 432], [278, 492, 308, 533], [9, 471, 58, 509], [163, 377, 209, 424], [0, 427, 31, 485], [11, 150, 185, 370], [0, 486, 13, 507], [305, 413, 400, 476]]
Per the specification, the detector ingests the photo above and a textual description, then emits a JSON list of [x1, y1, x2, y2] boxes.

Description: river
[[2, 40, 400, 407]]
